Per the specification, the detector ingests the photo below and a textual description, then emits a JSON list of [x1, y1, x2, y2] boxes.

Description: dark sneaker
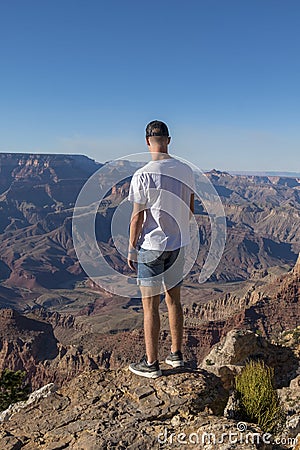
[[165, 350, 184, 368], [129, 356, 162, 378]]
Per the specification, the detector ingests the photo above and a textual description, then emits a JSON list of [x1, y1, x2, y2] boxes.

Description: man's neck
[[150, 148, 171, 161]]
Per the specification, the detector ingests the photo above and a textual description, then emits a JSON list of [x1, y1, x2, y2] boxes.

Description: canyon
[[1, 152, 300, 448], [0, 152, 300, 387]]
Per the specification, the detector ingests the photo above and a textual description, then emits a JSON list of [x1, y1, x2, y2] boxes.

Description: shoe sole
[[165, 358, 184, 368], [129, 366, 162, 378]]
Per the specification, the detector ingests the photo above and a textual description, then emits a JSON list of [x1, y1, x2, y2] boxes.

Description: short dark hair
[[146, 120, 169, 137]]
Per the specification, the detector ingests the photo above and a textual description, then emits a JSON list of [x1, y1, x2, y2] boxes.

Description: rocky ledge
[[0, 367, 297, 450], [0, 365, 229, 449], [1, 330, 300, 449]]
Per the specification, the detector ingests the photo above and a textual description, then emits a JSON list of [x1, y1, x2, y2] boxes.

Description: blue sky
[[0, 0, 299, 171]]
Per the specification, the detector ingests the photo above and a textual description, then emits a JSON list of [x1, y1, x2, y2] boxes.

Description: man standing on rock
[[127, 120, 195, 378]]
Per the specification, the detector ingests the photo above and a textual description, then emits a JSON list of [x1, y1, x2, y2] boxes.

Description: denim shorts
[[137, 247, 185, 288]]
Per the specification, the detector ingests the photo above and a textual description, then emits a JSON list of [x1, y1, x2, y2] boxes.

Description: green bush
[[235, 360, 285, 433], [0, 369, 30, 411], [205, 359, 215, 366]]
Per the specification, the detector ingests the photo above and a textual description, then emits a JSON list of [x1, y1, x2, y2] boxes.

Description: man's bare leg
[[165, 286, 183, 353], [140, 286, 161, 364]]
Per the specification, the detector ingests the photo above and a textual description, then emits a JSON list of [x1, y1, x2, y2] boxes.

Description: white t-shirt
[[128, 157, 195, 251]]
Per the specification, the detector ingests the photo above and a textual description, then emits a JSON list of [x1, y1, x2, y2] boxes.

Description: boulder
[[200, 329, 299, 389]]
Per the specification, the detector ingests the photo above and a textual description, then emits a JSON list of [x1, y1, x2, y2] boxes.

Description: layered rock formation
[[0, 308, 105, 389], [183, 254, 300, 363], [0, 309, 59, 388], [0, 256, 299, 394]]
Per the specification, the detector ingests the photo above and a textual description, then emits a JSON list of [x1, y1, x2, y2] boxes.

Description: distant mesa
[[229, 170, 300, 178]]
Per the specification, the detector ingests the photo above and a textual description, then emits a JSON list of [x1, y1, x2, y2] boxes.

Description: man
[[127, 120, 195, 378]]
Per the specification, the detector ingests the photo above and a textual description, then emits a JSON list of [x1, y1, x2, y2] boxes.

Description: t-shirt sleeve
[[128, 173, 148, 204]]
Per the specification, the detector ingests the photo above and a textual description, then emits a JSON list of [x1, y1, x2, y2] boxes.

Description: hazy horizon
[[1, 150, 300, 178]]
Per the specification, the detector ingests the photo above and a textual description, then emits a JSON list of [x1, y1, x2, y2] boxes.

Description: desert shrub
[[235, 360, 285, 433], [0, 369, 30, 411], [206, 359, 215, 366]]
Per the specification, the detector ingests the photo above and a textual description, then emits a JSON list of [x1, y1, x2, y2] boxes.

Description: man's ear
[[146, 137, 151, 146], [167, 136, 171, 145]]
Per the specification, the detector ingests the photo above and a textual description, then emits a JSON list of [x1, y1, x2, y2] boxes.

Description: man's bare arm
[[190, 193, 194, 218], [127, 202, 145, 271]]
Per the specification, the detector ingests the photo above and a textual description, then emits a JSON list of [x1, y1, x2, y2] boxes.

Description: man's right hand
[[127, 249, 137, 271]]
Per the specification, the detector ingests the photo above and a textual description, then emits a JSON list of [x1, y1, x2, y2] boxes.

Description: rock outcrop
[[2, 364, 300, 449], [0, 383, 56, 422], [0, 367, 271, 450], [1, 314, 300, 448], [200, 329, 299, 389]]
